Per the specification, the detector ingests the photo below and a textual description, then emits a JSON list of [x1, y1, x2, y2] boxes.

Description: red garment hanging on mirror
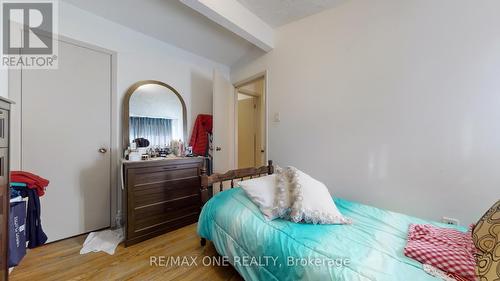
[[189, 114, 213, 156]]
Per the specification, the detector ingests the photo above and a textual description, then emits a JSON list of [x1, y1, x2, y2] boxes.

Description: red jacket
[[189, 114, 212, 156], [11, 171, 50, 197]]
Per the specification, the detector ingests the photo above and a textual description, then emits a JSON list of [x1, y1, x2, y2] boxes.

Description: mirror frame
[[123, 80, 187, 149]]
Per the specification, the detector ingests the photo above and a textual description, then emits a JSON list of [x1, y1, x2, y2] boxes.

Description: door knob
[[98, 148, 108, 153], [215, 146, 222, 151]]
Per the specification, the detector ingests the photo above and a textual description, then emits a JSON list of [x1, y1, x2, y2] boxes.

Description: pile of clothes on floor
[[8, 171, 49, 267]]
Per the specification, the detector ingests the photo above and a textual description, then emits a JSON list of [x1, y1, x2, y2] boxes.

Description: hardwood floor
[[10, 223, 243, 281]]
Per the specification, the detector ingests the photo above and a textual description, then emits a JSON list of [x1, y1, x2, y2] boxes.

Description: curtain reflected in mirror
[[129, 116, 173, 147]]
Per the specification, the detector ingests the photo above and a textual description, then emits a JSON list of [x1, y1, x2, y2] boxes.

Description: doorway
[[235, 77, 266, 168]]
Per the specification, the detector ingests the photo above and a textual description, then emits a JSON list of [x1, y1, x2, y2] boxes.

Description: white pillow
[[239, 167, 350, 224], [287, 167, 350, 225], [239, 174, 291, 220]]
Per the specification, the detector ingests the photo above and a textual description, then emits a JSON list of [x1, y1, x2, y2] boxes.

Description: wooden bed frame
[[199, 160, 274, 246]]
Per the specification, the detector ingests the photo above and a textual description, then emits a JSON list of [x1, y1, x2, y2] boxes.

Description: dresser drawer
[[126, 212, 199, 245], [131, 165, 199, 186], [131, 176, 200, 207], [134, 204, 200, 233], [134, 195, 200, 217]]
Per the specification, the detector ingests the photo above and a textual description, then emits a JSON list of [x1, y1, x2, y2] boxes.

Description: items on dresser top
[[133, 137, 150, 148], [125, 139, 188, 161], [122, 157, 204, 246]]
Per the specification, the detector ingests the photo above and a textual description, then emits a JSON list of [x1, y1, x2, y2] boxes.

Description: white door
[[21, 40, 112, 242], [212, 70, 235, 174]]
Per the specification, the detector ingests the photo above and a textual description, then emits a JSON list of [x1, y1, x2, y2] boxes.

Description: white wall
[[231, 0, 500, 225], [0, 70, 7, 98], [9, 1, 229, 225]]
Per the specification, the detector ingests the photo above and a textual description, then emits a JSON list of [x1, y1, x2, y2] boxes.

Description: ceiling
[[63, 0, 346, 66], [62, 0, 261, 66], [236, 0, 347, 27]]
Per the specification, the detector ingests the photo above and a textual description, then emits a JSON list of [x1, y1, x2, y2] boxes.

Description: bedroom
[[0, 0, 498, 280]]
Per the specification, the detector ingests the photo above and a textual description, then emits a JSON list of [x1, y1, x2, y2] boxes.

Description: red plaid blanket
[[404, 224, 477, 281]]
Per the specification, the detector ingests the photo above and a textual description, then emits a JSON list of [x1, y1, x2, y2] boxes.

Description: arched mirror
[[123, 80, 187, 149]]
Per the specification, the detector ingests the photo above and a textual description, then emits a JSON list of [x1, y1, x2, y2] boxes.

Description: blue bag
[[8, 201, 27, 267]]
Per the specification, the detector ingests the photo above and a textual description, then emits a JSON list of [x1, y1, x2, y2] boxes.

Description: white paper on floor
[[80, 229, 124, 255]]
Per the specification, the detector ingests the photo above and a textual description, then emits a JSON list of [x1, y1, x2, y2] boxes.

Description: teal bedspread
[[198, 188, 466, 281]]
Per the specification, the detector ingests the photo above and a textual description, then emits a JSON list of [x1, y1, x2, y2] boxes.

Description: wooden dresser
[[122, 157, 204, 246], [0, 98, 13, 281]]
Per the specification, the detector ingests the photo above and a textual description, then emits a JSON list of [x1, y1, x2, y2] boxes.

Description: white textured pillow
[[239, 167, 349, 224], [239, 174, 289, 220], [287, 168, 350, 225]]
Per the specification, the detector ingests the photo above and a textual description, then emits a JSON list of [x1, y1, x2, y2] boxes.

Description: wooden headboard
[[200, 160, 274, 204]]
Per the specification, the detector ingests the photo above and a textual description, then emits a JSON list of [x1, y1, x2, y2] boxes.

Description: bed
[[198, 161, 468, 281]]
